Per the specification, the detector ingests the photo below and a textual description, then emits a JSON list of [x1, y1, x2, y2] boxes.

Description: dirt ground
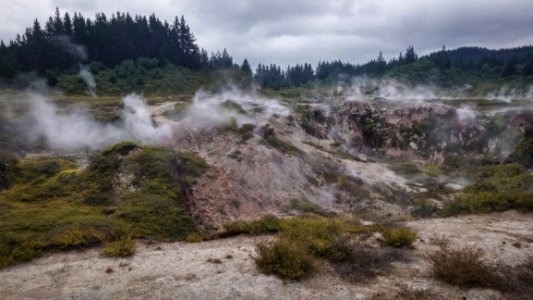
[[1, 211, 531, 300]]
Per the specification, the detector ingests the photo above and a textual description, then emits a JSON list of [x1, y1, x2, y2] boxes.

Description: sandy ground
[[1, 211, 531, 300]]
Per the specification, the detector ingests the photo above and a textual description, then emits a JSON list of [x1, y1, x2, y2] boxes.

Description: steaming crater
[[27, 93, 172, 150]]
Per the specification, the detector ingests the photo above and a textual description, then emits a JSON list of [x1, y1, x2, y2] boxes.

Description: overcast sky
[[1, 0, 533, 67]]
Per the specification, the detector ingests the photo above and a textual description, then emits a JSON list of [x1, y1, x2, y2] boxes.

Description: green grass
[[380, 227, 417, 247], [224, 215, 408, 281], [103, 237, 137, 257], [0, 143, 209, 268], [255, 238, 316, 280], [444, 164, 533, 214]]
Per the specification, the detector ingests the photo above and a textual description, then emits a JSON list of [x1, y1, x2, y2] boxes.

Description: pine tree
[[405, 45, 417, 63]]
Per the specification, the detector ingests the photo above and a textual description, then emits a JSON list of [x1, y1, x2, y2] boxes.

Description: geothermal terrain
[[0, 83, 532, 299]]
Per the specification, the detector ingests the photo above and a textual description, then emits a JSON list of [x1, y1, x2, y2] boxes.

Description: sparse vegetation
[[444, 164, 533, 214], [507, 125, 533, 168], [255, 238, 316, 280], [185, 232, 204, 243], [380, 227, 417, 247], [219, 215, 281, 238], [262, 125, 301, 156], [282, 198, 329, 216], [103, 237, 137, 257], [0, 143, 209, 268], [429, 244, 505, 289], [423, 163, 441, 176], [411, 199, 439, 217], [235, 215, 407, 281]]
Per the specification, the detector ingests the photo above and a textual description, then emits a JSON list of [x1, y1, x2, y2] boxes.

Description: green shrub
[[185, 232, 204, 243], [507, 126, 533, 168], [279, 216, 347, 257], [220, 215, 281, 237], [445, 164, 533, 215], [381, 227, 417, 247], [255, 238, 315, 280], [102, 141, 138, 156], [423, 163, 441, 177], [103, 237, 136, 257], [412, 199, 439, 217]]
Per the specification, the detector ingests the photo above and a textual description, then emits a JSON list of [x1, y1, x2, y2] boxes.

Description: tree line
[[1, 9, 532, 89], [0, 8, 247, 78]]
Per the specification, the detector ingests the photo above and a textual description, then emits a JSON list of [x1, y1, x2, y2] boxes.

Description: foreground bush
[[248, 215, 406, 281], [255, 238, 315, 280], [429, 245, 504, 289], [103, 237, 137, 257], [381, 227, 417, 247]]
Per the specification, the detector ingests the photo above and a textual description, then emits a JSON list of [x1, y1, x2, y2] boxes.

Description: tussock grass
[[381, 227, 417, 247], [103, 237, 136, 257]]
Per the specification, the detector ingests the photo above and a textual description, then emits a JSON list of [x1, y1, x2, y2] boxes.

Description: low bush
[[103, 237, 136, 257], [423, 163, 441, 177], [429, 245, 504, 289], [262, 125, 302, 156], [255, 238, 316, 280], [185, 232, 204, 243], [220, 215, 281, 237], [283, 198, 329, 216], [381, 227, 417, 247], [412, 199, 439, 217], [328, 237, 401, 283]]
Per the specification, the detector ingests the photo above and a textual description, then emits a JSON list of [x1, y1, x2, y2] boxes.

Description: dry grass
[[371, 283, 442, 300], [328, 237, 404, 283], [428, 245, 505, 289]]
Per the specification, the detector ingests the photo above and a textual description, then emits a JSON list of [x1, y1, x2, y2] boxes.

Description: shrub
[[283, 198, 328, 216], [220, 215, 281, 237], [328, 236, 403, 283], [279, 216, 347, 257], [444, 164, 533, 215], [255, 238, 315, 280], [262, 125, 301, 156], [428, 245, 504, 289], [103, 237, 136, 257], [185, 232, 204, 243], [412, 199, 439, 217], [236, 123, 256, 143], [381, 227, 417, 247], [423, 163, 441, 176]]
